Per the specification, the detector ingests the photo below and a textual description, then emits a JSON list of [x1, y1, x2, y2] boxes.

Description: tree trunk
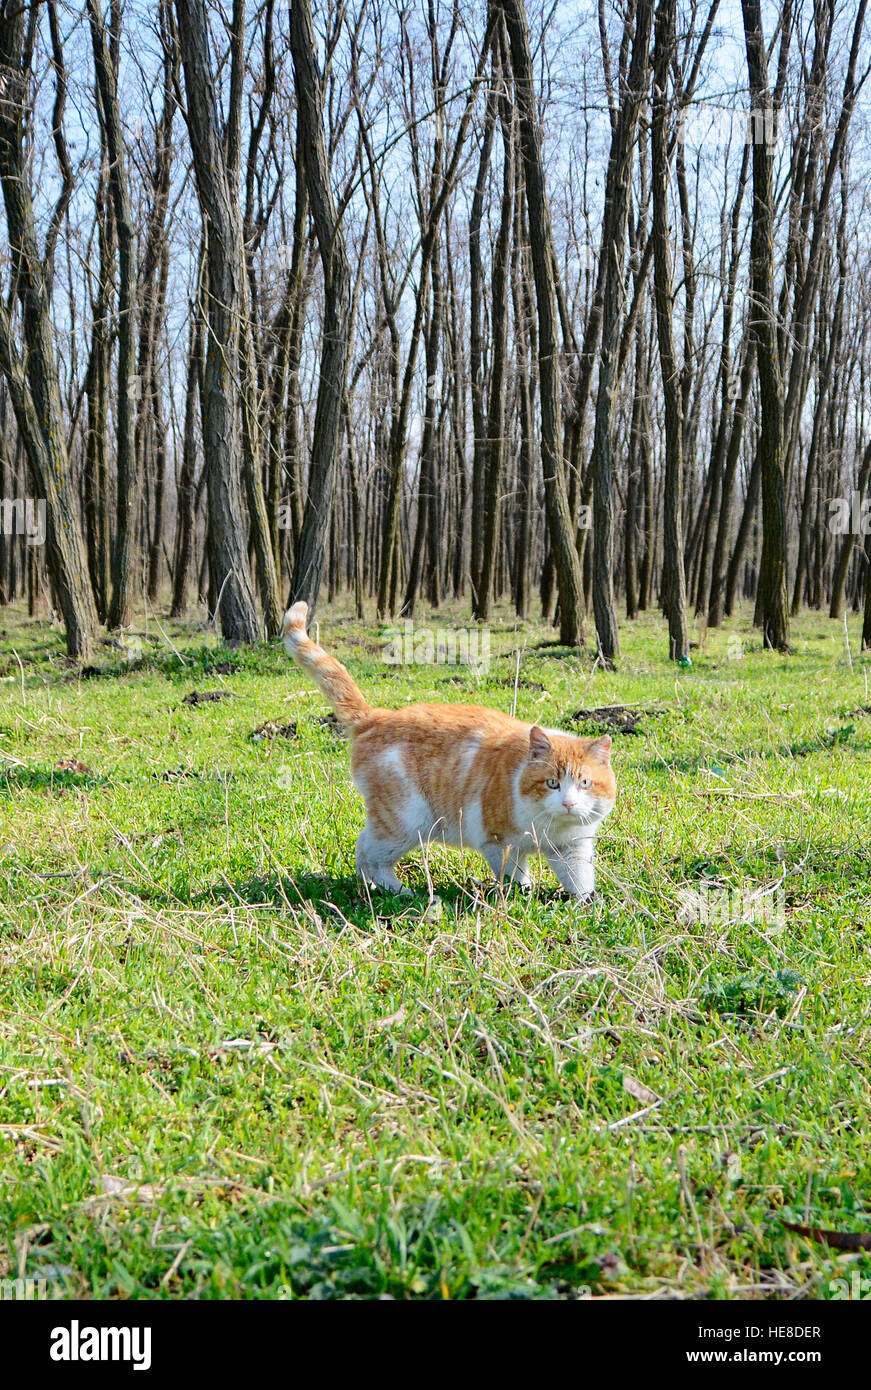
[[651, 0, 690, 661], [475, 57, 514, 623], [171, 290, 203, 618], [0, 8, 97, 659], [288, 0, 353, 618], [588, 0, 654, 663], [742, 0, 790, 652], [830, 438, 871, 619], [501, 0, 585, 648], [88, 0, 140, 630], [83, 156, 113, 623], [469, 86, 497, 605], [708, 338, 755, 625], [175, 0, 262, 642]]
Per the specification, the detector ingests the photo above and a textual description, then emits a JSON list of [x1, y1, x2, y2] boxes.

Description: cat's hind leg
[[355, 822, 414, 896]]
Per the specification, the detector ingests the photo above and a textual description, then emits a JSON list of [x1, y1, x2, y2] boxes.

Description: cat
[[282, 603, 616, 901]]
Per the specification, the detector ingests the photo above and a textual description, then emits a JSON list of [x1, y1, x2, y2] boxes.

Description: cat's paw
[[482, 879, 531, 904], [358, 876, 412, 899]]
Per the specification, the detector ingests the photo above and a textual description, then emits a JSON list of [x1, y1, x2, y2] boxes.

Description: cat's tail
[[282, 602, 371, 727]]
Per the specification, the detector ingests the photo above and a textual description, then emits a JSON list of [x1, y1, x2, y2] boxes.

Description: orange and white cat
[[282, 603, 616, 901]]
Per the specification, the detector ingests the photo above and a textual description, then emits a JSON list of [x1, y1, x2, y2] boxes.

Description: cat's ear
[[529, 725, 552, 761], [586, 734, 612, 765]]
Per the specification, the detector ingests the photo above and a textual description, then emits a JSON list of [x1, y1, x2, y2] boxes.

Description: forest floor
[[0, 599, 869, 1300]]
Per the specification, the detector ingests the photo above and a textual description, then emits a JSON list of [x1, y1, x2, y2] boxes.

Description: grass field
[[0, 599, 869, 1300]]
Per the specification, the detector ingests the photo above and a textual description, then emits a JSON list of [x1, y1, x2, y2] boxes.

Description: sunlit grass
[[0, 598, 869, 1299]]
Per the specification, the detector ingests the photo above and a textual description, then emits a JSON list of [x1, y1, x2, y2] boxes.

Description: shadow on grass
[[672, 842, 871, 896], [156, 867, 560, 928], [529, 640, 589, 660], [140, 870, 429, 928], [222, 870, 479, 922], [644, 721, 870, 774], [0, 765, 107, 796]]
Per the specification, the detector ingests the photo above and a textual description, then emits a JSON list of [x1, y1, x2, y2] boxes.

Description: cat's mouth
[[552, 798, 613, 828], [552, 807, 597, 827]]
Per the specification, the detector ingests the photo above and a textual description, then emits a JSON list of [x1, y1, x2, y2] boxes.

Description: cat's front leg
[[480, 842, 532, 890], [544, 839, 596, 901]]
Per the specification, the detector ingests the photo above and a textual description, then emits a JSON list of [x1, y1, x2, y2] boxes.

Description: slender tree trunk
[[171, 293, 203, 618], [469, 87, 497, 607], [862, 532, 871, 650], [830, 439, 871, 619], [742, 0, 790, 651], [511, 190, 535, 619], [501, 0, 585, 647], [283, 163, 309, 561], [83, 157, 113, 623], [589, 0, 654, 662], [176, 0, 262, 642], [0, 9, 97, 659], [709, 338, 754, 625], [88, 0, 140, 630], [288, 0, 354, 616], [650, 0, 690, 661], [475, 60, 514, 623]]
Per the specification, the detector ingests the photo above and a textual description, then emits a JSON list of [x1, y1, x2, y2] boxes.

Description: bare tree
[[87, 0, 140, 629], [287, 0, 354, 618], [741, 0, 790, 652], [589, 0, 654, 664], [175, 0, 262, 642], [650, 0, 689, 661], [501, 0, 585, 648], [0, 6, 97, 659]]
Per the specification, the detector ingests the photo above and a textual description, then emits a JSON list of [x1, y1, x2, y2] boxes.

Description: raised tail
[[281, 602, 371, 726]]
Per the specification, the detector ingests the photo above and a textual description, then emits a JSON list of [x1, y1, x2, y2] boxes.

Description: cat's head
[[518, 726, 616, 827]]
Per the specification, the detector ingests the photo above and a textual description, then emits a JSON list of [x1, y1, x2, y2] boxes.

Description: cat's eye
[[546, 777, 560, 790], [579, 774, 591, 789]]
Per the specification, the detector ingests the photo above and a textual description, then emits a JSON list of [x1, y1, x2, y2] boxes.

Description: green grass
[[0, 598, 870, 1300]]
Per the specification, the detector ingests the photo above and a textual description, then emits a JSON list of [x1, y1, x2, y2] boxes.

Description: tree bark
[[287, 0, 353, 618], [501, 0, 585, 648], [475, 49, 514, 622], [651, 0, 690, 661], [589, 0, 654, 663], [742, 0, 790, 651], [0, 8, 97, 659], [175, 0, 262, 642], [88, 0, 140, 629]]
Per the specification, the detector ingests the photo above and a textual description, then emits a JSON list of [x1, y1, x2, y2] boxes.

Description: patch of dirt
[[153, 768, 201, 782], [318, 712, 348, 739], [181, 690, 234, 706], [56, 759, 93, 775], [569, 704, 666, 735], [490, 676, 547, 693], [64, 661, 130, 681], [250, 721, 298, 742]]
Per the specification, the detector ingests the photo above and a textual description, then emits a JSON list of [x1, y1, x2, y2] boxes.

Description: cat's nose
[[562, 796, 578, 811]]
